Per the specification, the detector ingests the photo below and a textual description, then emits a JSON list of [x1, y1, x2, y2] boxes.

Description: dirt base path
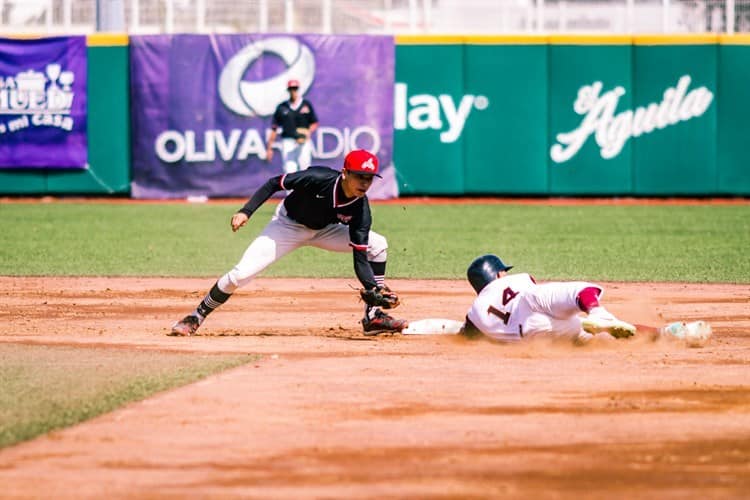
[[1, 277, 749, 498]]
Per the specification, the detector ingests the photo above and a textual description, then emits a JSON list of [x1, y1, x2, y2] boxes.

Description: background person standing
[[265, 79, 319, 174]]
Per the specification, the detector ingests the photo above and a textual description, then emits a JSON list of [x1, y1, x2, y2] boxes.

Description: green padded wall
[[0, 35, 130, 195]]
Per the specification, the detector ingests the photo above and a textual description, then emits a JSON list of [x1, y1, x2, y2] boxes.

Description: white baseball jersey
[[466, 273, 602, 342]]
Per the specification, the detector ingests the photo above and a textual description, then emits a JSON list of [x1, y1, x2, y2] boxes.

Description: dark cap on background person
[[343, 149, 381, 178]]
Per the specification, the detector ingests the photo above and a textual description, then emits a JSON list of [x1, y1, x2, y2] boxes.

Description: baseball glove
[[359, 286, 400, 309]]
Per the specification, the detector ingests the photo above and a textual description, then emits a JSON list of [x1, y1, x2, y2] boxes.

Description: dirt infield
[[1, 276, 749, 498]]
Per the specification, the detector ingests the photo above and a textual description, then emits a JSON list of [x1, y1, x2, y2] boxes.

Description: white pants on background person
[[217, 203, 388, 293], [281, 137, 313, 174]]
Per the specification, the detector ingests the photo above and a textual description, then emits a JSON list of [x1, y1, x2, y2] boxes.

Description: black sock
[[196, 282, 232, 318], [369, 261, 386, 287]]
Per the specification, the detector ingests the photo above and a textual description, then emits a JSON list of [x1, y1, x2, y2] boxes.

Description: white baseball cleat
[[581, 307, 636, 339], [660, 320, 712, 347]]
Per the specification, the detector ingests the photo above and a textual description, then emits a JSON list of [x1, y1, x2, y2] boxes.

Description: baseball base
[[402, 318, 464, 335], [661, 320, 713, 347], [684, 320, 713, 347]]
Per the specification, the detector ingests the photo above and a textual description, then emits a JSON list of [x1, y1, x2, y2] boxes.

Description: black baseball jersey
[[271, 99, 318, 139], [238, 167, 377, 289]]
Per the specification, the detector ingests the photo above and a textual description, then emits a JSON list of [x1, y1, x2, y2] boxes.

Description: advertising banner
[[632, 44, 717, 194], [395, 42, 549, 196], [717, 43, 750, 194], [548, 43, 633, 195], [0, 36, 88, 169], [394, 44, 466, 195], [130, 34, 396, 199], [396, 38, 729, 196], [463, 43, 548, 194]]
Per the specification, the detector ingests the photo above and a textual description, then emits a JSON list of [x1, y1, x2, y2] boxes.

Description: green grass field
[[0, 344, 255, 449], [1, 201, 748, 282]]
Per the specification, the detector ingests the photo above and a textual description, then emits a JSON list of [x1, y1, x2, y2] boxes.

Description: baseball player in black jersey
[[265, 79, 319, 174], [171, 149, 407, 336]]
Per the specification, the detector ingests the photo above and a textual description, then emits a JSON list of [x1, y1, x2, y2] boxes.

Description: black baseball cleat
[[170, 314, 202, 336], [362, 309, 408, 336]]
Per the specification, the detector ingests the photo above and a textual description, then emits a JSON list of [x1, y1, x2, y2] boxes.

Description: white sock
[[366, 307, 380, 320], [588, 306, 610, 317]]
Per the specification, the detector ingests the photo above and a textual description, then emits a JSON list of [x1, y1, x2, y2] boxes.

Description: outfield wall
[[394, 34, 750, 196], [0, 34, 130, 195], [2, 34, 749, 197]]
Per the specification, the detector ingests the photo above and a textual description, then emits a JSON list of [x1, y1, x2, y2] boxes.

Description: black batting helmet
[[467, 254, 513, 293]]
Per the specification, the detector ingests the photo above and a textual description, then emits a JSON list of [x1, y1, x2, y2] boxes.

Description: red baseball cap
[[287, 79, 300, 89], [344, 149, 381, 178]]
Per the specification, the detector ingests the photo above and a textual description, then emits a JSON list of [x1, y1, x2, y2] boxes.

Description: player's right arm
[[305, 100, 319, 137], [348, 200, 378, 290], [459, 316, 483, 339], [233, 174, 287, 231], [231, 212, 249, 232], [234, 169, 321, 230]]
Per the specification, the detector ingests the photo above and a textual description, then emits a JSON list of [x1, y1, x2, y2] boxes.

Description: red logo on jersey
[[337, 213, 352, 223]]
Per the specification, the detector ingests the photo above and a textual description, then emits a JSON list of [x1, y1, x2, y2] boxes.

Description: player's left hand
[[295, 127, 309, 144], [231, 212, 249, 232]]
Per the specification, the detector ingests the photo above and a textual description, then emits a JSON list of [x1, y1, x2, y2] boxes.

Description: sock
[[365, 305, 380, 320], [576, 287, 601, 313], [370, 261, 386, 287], [587, 306, 610, 318], [196, 282, 232, 318]]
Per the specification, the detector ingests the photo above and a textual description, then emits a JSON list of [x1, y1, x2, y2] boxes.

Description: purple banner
[[130, 34, 397, 199], [0, 36, 87, 168]]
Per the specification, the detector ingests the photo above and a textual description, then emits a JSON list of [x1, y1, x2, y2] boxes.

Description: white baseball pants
[[217, 203, 387, 293], [281, 138, 312, 174], [518, 282, 603, 339]]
